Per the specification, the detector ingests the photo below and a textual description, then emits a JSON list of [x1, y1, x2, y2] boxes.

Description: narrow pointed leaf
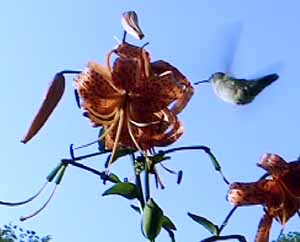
[[105, 148, 134, 167], [152, 154, 171, 164], [188, 212, 219, 236], [21, 73, 65, 143], [102, 182, 140, 200], [162, 215, 177, 231], [164, 228, 176, 242], [107, 173, 121, 183]]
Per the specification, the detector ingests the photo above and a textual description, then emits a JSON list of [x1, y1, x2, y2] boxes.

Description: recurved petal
[[81, 99, 121, 127], [227, 180, 281, 207], [136, 110, 183, 148], [121, 11, 144, 40], [258, 153, 289, 175], [75, 62, 123, 99], [21, 73, 65, 143], [130, 73, 184, 113], [151, 60, 191, 87], [150, 60, 194, 114]]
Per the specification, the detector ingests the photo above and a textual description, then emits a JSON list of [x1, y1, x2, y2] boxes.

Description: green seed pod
[[142, 198, 164, 241]]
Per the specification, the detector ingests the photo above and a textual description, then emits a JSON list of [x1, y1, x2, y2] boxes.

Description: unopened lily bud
[[142, 198, 163, 241], [121, 11, 144, 40], [21, 73, 65, 143]]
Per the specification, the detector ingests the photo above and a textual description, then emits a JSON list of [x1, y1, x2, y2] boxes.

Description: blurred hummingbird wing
[[246, 60, 284, 80], [222, 21, 243, 76], [196, 21, 243, 83], [211, 21, 243, 76]]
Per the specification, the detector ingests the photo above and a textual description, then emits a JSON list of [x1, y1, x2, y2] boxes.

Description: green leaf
[[162, 215, 177, 231], [102, 182, 141, 200], [142, 198, 164, 241], [106, 173, 121, 183], [105, 148, 134, 167], [187, 212, 219, 235], [152, 154, 171, 164]]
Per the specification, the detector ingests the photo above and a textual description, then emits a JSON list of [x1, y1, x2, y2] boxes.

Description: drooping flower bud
[[142, 198, 163, 241], [121, 11, 144, 40], [21, 73, 65, 143]]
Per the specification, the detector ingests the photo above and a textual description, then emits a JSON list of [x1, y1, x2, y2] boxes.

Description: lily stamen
[[0, 181, 47, 207], [20, 185, 57, 221]]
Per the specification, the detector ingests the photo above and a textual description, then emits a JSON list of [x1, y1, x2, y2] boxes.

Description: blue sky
[[0, 1, 299, 241]]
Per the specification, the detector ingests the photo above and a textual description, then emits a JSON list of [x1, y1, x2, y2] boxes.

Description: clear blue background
[[0, 1, 299, 241]]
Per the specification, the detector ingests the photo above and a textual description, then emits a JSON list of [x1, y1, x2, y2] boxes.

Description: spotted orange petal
[[75, 62, 123, 99]]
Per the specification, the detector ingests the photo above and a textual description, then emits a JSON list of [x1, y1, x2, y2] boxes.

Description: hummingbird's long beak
[[194, 80, 210, 85]]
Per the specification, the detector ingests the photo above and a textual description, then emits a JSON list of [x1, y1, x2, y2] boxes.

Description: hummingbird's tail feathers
[[249, 73, 279, 97], [261, 73, 279, 86], [247, 60, 284, 80]]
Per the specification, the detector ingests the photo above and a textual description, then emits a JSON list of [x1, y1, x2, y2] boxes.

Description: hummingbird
[[195, 72, 279, 105]]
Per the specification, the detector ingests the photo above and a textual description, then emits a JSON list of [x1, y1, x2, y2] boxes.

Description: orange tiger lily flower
[[228, 153, 300, 242], [75, 42, 193, 165], [22, 42, 193, 167]]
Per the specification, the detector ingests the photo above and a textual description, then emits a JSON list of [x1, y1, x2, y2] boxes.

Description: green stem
[[218, 206, 238, 234], [144, 171, 150, 202], [131, 153, 145, 208], [201, 234, 247, 242], [70, 150, 110, 162], [61, 159, 107, 180], [161, 145, 211, 155], [160, 145, 230, 185]]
